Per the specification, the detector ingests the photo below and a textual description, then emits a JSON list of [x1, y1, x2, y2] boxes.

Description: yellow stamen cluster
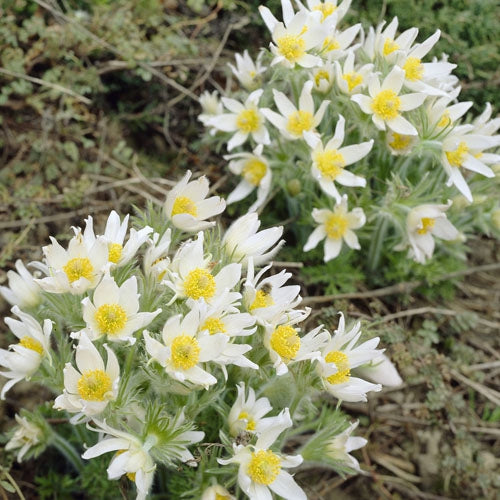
[[276, 34, 306, 63], [324, 350, 350, 384], [287, 110, 314, 137], [236, 109, 260, 133], [249, 289, 275, 311], [172, 196, 197, 217], [108, 243, 123, 264], [389, 133, 412, 151], [184, 268, 216, 300], [247, 449, 282, 485], [215, 494, 231, 500], [343, 72, 363, 92], [437, 111, 451, 128], [202, 317, 226, 335], [371, 90, 401, 120], [446, 141, 469, 167], [63, 257, 93, 283], [242, 159, 267, 186], [418, 217, 436, 235], [313, 2, 336, 20], [383, 38, 399, 56], [238, 411, 256, 431], [270, 325, 301, 361], [77, 369, 113, 401], [314, 150, 345, 180], [325, 213, 348, 239], [19, 336, 43, 355], [94, 304, 127, 335], [171, 335, 200, 370], [314, 70, 331, 87], [403, 57, 424, 81], [323, 37, 340, 52]]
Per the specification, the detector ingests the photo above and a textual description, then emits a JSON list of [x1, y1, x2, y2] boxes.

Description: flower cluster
[[1, 172, 401, 499], [201, 0, 500, 266]]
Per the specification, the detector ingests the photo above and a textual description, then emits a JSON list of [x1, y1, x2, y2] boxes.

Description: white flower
[[406, 202, 460, 263], [305, 115, 373, 201], [225, 145, 272, 212], [334, 52, 373, 95], [199, 90, 224, 129], [218, 408, 306, 500], [259, 0, 327, 69], [425, 87, 472, 132], [304, 195, 366, 261], [352, 66, 426, 136], [81, 275, 161, 343], [143, 229, 172, 282], [229, 50, 267, 90], [355, 353, 403, 387], [5, 414, 43, 462], [0, 259, 41, 308], [54, 332, 119, 422], [317, 314, 383, 402], [201, 484, 235, 500], [473, 102, 500, 137], [82, 420, 157, 500], [82, 211, 152, 267], [223, 212, 284, 267], [36, 230, 108, 295], [208, 90, 270, 151], [325, 421, 367, 472], [262, 81, 330, 140], [297, 0, 352, 24], [311, 61, 335, 93], [0, 307, 52, 399], [164, 171, 226, 232], [321, 23, 362, 61], [386, 130, 418, 156]]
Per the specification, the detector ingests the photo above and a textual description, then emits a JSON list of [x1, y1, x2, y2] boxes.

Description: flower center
[[63, 257, 93, 283], [314, 70, 331, 87], [77, 369, 113, 401], [215, 495, 231, 500], [276, 34, 306, 63], [446, 141, 469, 167], [371, 89, 401, 120], [403, 57, 424, 81], [249, 289, 275, 311], [343, 72, 363, 92], [437, 111, 451, 128], [418, 217, 436, 235], [202, 317, 226, 335], [238, 411, 256, 431], [171, 335, 200, 370], [287, 110, 314, 137], [389, 132, 412, 151], [325, 213, 348, 239], [247, 449, 282, 485], [323, 37, 340, 52], [108, 243, 123, 264], [183, 268, 216, 300], [19, 336, 43, 355], [324, 350, 350, 384], [236, 109, 261, 133], [270, 325, 301, 362], [242, 159, 267, 186], [383, 38, 399, 56], [94, 304, 128, 335], [313, 2, 336, 20], [172, 196, 197, 217], [314, 150, 345, 180]]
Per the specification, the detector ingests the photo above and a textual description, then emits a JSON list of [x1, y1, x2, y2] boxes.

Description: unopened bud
[[287, 179, 302, 196]]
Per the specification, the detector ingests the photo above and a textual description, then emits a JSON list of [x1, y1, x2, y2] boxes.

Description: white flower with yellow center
[[208, 90, 270, 151], [36, 231, 108, 295], [425, 88, 472, 132], [325, 421, 367, 472], [311, 61, 335, 93], [441, 131, 498, 202], [297, 0, 352, 24], [352, 66, 426, 136], [225, 145, 272, 212], [54, 332, 119, 421], [0, 307, 52, 399], [262, 81, 330, 140], [82, 211, 153, 267], [218, 408, 306, 500], [164, 171, 226, 232], [223, 212, 284, 267], [320, 23, 362, 61], [0, 259, 41, 308], [82, 420, 157, 500], [199, 90, 224, 130], [81, 275, 161, 344], [143, 229, 172, 282], [317, 314, 382, 402], [164, 232, 242, 305], [405, 202, 460, 264], [259, 0, 327, 69], [386, 130, 418, 156], [5, 414, 43, 462], [305, 115, 373, 201], [264, 322, 330, 376], [228, 50, 267, 90], [304, 196, 366, 262], [334, 51, 373, 95], [201, 484, 235, 500], [143, 312, 228, 389]]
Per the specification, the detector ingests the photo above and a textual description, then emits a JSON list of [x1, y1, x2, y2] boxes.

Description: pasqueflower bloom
[[473, 102, 500, 137], [0, 259, 41, 308], [325, 421, 367, 472], [355, 353, 403, 387], [199, 90, 224, 129], [334, 52, 373, 95], [297, 0, 352, 24], [320, 23, 362, 60], [311, 61, 335, 93], [201, 484, 235, 500], [425, 87, 472, 132], [5, 414, 43, 462], [228, 50, 267, 90], [0, 307, 52, 399], [164, 171, 225, 232], [143, 229, 172, 282]]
